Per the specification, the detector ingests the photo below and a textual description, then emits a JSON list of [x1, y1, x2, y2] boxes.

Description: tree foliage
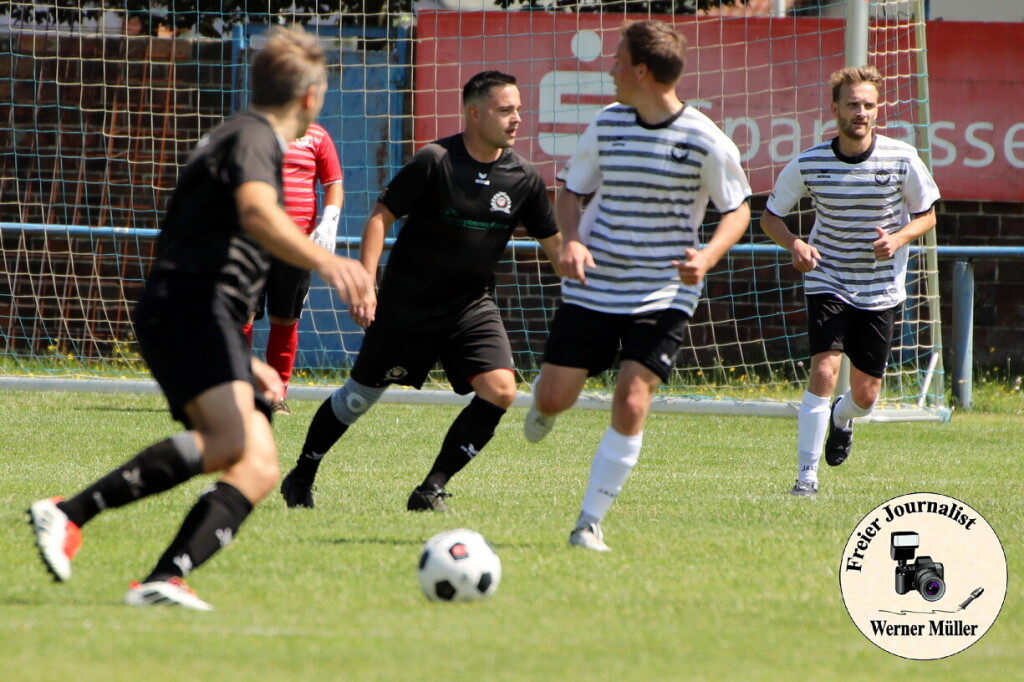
[[495, 0, 750, 12], [0, 0, 405, 35], [0, 0, 748, 37]]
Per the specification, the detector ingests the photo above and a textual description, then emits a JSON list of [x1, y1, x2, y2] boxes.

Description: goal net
[[0, 0, 946, 419]]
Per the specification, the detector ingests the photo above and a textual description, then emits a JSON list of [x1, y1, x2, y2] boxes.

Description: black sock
[[293, 398, 349, 480], [423, 396, 506, 489], [58, 433, 203, 528], [145, 481, 253, 583]]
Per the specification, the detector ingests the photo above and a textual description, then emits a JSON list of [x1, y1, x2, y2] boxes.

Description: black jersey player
[[27, 27, 373, 609], [281, 71, 563, 512]]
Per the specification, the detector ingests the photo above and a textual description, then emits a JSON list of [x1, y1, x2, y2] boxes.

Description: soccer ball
[[417, 529, 501, 602]]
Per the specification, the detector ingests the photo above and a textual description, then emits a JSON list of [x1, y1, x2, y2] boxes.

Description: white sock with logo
[[579, 426, 643, 524], [797, 391, 831, 483], [833, 389, 874, 427]]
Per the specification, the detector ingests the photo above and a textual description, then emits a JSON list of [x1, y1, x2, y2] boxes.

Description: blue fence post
[[951, 258, 974, 410], [230, 25, 247, 114]]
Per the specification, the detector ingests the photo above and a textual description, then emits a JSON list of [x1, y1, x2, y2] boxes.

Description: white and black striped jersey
[[557, 103, 751, 316], [766, 134, 940, 310]]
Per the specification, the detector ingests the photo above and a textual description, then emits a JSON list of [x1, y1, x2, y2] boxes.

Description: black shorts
[[542, 303, 691, 383], [252, 257, 312, 321], [134, 275, 273, 426], [351, 299, 513, 395], [806, 294, 900, 379]]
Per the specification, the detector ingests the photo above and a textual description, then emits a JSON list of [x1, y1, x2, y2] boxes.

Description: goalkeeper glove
[[311, 204, 341, 253]]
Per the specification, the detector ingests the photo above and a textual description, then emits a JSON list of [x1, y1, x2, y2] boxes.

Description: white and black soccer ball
[[418, 529, 501, 602]]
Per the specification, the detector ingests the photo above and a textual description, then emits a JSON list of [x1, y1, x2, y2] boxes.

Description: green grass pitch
[[1, 391, 1020, 681]]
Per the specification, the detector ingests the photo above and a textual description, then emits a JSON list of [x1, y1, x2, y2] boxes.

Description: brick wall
[[0, 34, 231, 356], [0, 33, 233, 229]]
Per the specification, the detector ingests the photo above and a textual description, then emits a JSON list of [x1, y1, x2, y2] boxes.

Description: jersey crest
[[489, 191, 512, 215], [670, 142, 690, 163]]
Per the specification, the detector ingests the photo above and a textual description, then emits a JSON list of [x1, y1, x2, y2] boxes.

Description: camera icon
[[891, 531, 945, 602]]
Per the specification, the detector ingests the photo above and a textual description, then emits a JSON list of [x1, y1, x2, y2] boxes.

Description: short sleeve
[[903, 151, 940, 214], [701, 133, 752, 213], [519, 171, 558, 240], [223, 123, 281, 190], [557, 120, 601, 195], [315, 130, 344, 186], [765, 157, 807, 217], [378, 144, 438, 219]]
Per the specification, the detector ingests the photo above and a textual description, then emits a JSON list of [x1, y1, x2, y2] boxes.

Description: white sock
[[833, 389, 874, 427], [797, 391, 830, 483], [579, 426, 642, 523]]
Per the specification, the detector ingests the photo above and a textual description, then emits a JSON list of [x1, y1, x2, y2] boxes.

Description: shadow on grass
[[327, 536, 536, 549], [76, 406, 166, 414], [328, 537, 425, 547]]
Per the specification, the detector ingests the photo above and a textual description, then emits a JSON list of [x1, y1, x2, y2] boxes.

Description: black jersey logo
[[490, 191, 512, 215], [671, 143, 690, 163], [475, 172, 491, 186], [874, 169, 893, 186]]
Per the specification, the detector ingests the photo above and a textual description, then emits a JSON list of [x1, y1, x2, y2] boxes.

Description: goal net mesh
[[0, 0, 943, 416]]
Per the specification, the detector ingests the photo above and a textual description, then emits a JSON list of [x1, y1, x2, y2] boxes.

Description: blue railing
[[2, 220, 1016, 409], [7, 223, 1016, 260]]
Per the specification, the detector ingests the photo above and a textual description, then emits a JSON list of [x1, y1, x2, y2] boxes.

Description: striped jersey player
[[761, 65, 940, 497], [525, 20, 752, 552], [767, 130, 936, 311], [558, 101, 749, 318]]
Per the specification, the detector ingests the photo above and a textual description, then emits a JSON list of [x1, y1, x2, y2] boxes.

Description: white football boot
[[125, 578, 213, 611], [569, 522, 611, 552]]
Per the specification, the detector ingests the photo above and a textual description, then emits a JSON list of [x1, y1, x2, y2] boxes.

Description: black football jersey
[[148, 110, 285, 322], [375, 134, 557, 330]]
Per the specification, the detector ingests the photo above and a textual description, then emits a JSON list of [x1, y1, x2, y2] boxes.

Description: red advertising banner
[[414, 12, 1024, 202]]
